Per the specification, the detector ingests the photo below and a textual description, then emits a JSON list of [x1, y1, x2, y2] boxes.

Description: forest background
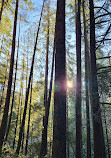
[[0, 0, 111, 157]]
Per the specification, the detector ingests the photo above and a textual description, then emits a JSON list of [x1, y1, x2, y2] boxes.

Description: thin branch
[[97, 66, 111, 70], [95, 13, 111, 20], [94, 6, 110, 14], [100, 102, 111, 105], [94, 2, 106, 16], [97, 56, 111, 60], [96, 24, 111, 50], [96, 39, 111, 43]]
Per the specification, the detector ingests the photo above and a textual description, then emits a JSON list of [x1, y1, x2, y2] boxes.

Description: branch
[[97, 56, 111, 60], [94, 6, 110, 14], [97, 70, 111, 74], [94, 2, 106, 16], [96, 39, 111, 43], [95, 20, 111, 25], [96, 24, 111, 50], [100, 102, 111, 105], [95, 13, 111, 20], [97, 66, 111, 70]]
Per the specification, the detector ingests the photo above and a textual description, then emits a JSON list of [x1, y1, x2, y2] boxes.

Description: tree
[[89, 0, 106, 157], [12, 58, 24, 149], [25, 80, 33, 156], [75, 0, 82, 157], [15, 0, 45, 154], [82, 1, 91, 157], [4, 36, 19, 142], [0, 0, 19, 155], [52, 0, 66, 157], [40, 2, 50, 156]]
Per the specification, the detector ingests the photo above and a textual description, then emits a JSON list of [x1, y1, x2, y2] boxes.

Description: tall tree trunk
[[0, 55, 8, 109], [40, 34, 55, 158], [16, 1, 45, 154], [40, 3, 50, 156], [4, 46, 19, 142], [89, 0, 106, 158], [25, 80, 33, 156], [82, 1, 91, 158], [13, 65, 23, 149], [75, 0, 82, 158], [20, 58, 25, 154], [4, 20, 20, 142], [0, 0, 19, 155], [52, 0, 66, 157], [13, 89, 21, 149], [20, 82, 23, 124]]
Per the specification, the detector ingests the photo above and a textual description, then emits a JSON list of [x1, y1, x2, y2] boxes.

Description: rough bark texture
[[90, 0, 106, 158], [82, 1, 91, 158], [0, 0, 19, 155], [52, 0, 66, 157], [75, 0, 82, 158]]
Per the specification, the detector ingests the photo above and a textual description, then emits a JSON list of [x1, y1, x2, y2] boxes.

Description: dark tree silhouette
[[0, 0, 19, 155], [52, 0, 66, 157], [4, 19, 20, 142], [40, 4, 49, 156], [89, 0, 106, 158], [75, 0, 82, 157]]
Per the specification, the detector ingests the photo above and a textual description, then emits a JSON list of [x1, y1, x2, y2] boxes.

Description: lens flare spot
[[67, 80, 73, 88], [55, 82, 60, 91]]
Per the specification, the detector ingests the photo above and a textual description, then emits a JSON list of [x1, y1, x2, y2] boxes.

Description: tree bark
[[12, 91, 21, 149], [0, 0, 19, 155], [13, 67, 23, 149], [40, 3, 50, 156], [75, 0, 82, 158], [89, 0, 106, 158], [0, 55, 8, 109], [52, 0, 66, 157], [4, 19, 20, 142], [82, 1, 91, 158]]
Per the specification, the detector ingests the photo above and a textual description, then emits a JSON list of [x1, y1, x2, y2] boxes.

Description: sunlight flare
[[67, 80, 73, 88]]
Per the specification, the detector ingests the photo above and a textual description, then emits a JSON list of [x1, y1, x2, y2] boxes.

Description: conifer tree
[[82, 1, 91, 157], [75, 0, 82, 157], [40, 2, 50, 156], [52, 0, 66, 157], [25, 80, 33, 155], [89, 0, 106, 157], [16, 0, 45, 154], [0, 0, 19, 154]]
